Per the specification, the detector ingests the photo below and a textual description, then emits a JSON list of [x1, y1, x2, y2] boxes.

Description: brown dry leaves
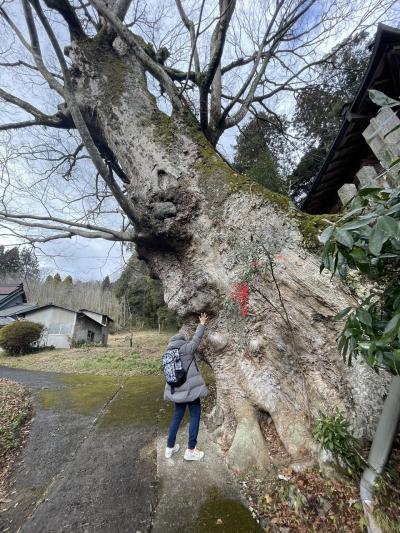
[[0, 378, 31, 503], [236, 420, 400, 532]]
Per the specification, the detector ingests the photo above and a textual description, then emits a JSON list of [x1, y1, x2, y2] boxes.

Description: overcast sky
[[35, 238, 127, 282], [1, 1, 399, 282]]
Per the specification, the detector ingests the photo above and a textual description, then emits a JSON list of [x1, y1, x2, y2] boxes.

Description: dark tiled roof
[[0, 284, 26, 311], [0, 285, 21, 295], [0, 303, 38, 317]]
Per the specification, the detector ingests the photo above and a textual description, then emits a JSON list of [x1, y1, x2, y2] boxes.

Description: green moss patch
[[184, 118, 296, 214], [294, 212, 338, 251], [37, 373, 174, 429], [152, 111, 178, 148], [38, 381, 119, 417], [182, 112, 338, 252], [194, 487, 261, 532], [80, 35, 129, 107], [99, 375, 173, 429]]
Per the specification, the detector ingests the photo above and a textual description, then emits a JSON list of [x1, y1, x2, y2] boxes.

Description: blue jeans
[[167, 398, 201, 449]]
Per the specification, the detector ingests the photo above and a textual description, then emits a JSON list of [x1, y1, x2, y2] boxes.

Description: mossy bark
[[70, 37, 389, 472]]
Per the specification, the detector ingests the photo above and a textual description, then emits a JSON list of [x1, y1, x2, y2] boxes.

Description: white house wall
[[24, 307, 75, 349], [47, 334, 71, 349]]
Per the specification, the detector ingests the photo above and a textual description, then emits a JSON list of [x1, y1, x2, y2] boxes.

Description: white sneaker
[[184, 448, 204, 461], [165, 444, 180, 459]]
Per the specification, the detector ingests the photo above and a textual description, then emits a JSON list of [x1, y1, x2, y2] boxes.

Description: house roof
[[302, 24, 400, 214], [0, 316, 15, 326], [79, 308, 114, 323], [0, 283, 27, 310], [0, 302, 38, 317], [23, 303, 108, 328], [0, 284, 22, 295], [23, 302, 75, 315]]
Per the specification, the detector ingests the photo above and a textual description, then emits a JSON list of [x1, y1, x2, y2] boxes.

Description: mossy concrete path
[[153, 424, 261, 532], [0, 366, 260, 533], [0, 366, 163, 533]]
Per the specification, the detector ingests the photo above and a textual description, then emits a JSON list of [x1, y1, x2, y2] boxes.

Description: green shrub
[[313, 409, 364, 476], [0, 320, 44, 356]]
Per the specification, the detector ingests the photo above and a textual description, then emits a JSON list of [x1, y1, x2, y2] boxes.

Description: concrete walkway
[[0, 366, 260, 533], [153, 423, 261, 532]]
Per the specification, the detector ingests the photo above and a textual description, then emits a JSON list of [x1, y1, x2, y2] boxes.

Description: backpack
[[162, 348, 194, 394]]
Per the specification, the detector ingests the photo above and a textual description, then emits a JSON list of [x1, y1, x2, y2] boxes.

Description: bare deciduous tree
[[0, 0, 397, 471]]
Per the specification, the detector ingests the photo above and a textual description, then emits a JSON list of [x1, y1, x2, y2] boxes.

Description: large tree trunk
[[70, 36, 389, 472]]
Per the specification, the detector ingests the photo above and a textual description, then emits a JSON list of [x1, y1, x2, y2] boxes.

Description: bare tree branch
[[28, 0, 140, 227], [164, 65, 196, 82], [0, 119, 66, 131], [77, 0, 100, 29], [0, 6, 33, 51], [114, 0, 134, 21], [0, 59, 63, 79], [0, 218, 133, 242], [90, 0, 183, 111], [0, 88, 70, 130], [0, 211, 134, 241], [175, 0, 201, 80], [18, 2, 65, 96], [221, 0, 300, 130], [203, 0, 236, 90], [198, 0, 235, 134], [0, 87, 51, 119], [43, 0, 86, 39]]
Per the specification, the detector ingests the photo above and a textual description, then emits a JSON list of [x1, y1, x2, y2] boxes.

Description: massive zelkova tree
[[0, 0, 398, 471]]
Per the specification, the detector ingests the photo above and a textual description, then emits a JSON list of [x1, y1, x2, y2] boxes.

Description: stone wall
[[337, 107, 400, 206]]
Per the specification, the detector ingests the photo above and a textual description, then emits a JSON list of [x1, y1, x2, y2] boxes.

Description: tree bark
[[70, 36, 390, 472]]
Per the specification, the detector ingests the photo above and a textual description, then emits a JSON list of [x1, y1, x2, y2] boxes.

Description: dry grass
[[0, 379, 31, 502], [0, 330, 174, 376]]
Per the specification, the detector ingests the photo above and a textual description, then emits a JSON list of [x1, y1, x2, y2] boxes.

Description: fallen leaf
[[264, 494, 272, 505]]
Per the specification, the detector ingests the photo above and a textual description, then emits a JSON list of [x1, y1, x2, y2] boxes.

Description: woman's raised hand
[[199, 313, 208, 325]]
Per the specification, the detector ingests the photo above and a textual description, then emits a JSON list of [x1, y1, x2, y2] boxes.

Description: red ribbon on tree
[[230, 282, 249, 318]]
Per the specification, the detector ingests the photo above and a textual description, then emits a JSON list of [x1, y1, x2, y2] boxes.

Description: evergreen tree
[[0, 246, 20, 278], [114, 254, 180, 329], [45, 275, 53, 283], [291, 32, 370, 191], [53, 273, 62, 283], [101, 275, 111, 292], [19, 248, 40, 281], [294, 32, 370, 149], [64, 275, 73, 285], [290, 146, 328, 184], [233, 113, 288, 194]]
